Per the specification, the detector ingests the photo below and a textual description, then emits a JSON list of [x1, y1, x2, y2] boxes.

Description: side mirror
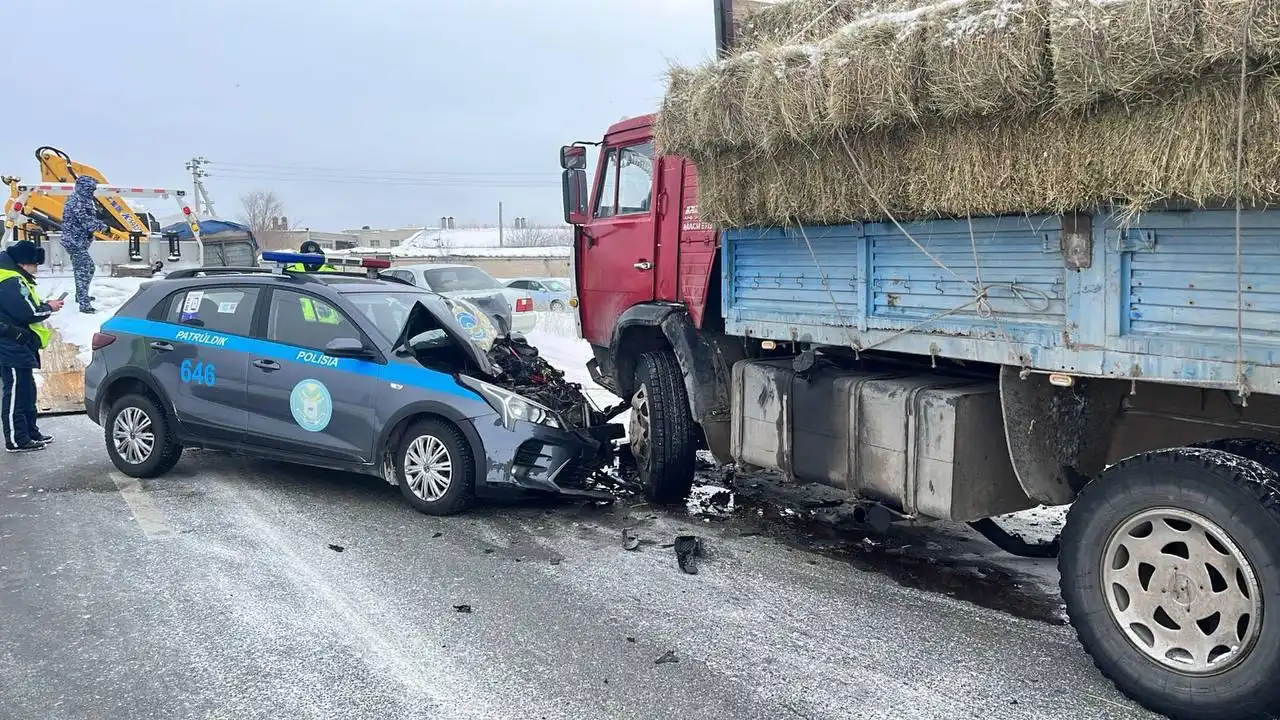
[[562, 168, 588, 225], [560, 145, 587, 170], [323, 337, 376, 359]]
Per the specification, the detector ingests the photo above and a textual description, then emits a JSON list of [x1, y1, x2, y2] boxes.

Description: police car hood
[[392, 296, 501, 378]]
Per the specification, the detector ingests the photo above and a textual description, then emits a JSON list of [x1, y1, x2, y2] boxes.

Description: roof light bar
[[261, 251, 393, 274]]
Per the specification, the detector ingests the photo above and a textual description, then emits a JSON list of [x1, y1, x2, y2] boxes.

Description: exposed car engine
[[486, 335, 604, 430]]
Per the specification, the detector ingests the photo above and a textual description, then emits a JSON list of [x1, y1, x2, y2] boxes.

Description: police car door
[[148, 286, 257, 443], [243, 288, 380, 463]]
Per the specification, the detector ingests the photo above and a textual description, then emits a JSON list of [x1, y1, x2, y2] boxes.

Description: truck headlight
[[459, 376, 562, 431]]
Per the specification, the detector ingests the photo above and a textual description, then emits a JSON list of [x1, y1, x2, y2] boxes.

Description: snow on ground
[[38, 273, 150, 365]]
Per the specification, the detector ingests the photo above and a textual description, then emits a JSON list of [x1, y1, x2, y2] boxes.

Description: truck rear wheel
[[630, 351, 696, 505], [1060, 448, 1280, 720]]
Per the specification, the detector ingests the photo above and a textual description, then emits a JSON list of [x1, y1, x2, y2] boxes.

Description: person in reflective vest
[[0, 241, 65, 452], [299, 295, 341, 325], [286, 240, 337, 273]]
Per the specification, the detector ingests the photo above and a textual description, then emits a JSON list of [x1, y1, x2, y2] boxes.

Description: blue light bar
[[261, 251, 324, 265]]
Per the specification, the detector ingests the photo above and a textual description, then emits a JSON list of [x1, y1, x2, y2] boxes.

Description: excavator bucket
[[33, 328, 86, 414]]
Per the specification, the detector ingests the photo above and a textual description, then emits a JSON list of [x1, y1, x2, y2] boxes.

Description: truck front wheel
[[630, 351, 697, 505], [1060, 448, 1280, 720]]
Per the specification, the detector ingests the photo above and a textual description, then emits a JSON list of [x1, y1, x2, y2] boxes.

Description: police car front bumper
[[473, 418, 618, 499]]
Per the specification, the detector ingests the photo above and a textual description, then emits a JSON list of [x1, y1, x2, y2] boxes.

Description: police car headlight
[[459, 377, 562, 431]]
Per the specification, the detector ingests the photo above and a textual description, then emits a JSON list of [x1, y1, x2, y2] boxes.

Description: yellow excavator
[[3, 146, 160, 241]]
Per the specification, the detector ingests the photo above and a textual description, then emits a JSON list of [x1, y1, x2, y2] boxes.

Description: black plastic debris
[[453, 604, 472, 613], [626, 636, 637, 643], [655, 650, 679, 665], [550, 557, 563, 566], [432, 532, 443, 538], [674, 535, 702, 574], [327, 544, 345, 553], [622, 528, 641, 551]]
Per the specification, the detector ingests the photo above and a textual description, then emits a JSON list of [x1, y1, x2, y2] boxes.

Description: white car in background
[[382, 263, 537, 334]]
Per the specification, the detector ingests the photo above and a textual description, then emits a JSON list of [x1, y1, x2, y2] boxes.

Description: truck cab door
[[577, 140, 658, 347]]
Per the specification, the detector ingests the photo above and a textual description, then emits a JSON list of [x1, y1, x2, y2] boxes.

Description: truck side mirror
[[560, 145, 587, 170], [562, 168, 588, 225]]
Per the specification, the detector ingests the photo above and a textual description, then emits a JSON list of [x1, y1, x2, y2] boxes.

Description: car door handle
[[634, 261, 653, 271], [150, 341, 174, 352], [252, 359, 281, 372]]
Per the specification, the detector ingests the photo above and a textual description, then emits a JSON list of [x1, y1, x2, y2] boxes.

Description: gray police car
[[83, 252, 621, 515]]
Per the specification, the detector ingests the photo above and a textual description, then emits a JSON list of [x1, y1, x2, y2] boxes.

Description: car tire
[[630, 351, 697, 505], [1059, 447, 1280, 720], [550, 300, 565, 312], [395, 418, 475, 516], [105, 394, 182, 478]]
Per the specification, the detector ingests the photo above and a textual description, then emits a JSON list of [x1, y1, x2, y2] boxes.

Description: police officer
[[0, 241, 65, 453], [60, 175, 108, 314], [286, 240, 337, 272]]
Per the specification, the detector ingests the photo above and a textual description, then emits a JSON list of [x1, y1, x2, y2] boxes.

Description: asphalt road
[[1, 415, 1163, 720]]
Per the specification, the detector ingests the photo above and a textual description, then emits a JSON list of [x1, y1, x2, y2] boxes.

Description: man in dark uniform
[[60, 175, 108, 314], [0, 241, 65, 452]]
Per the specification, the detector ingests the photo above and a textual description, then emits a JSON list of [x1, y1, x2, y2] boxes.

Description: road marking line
[[109, 472, 176, 540]]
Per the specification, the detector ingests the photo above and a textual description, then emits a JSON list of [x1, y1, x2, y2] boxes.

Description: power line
[[208, 160, 549, 179], [211, 172, 554, 188]]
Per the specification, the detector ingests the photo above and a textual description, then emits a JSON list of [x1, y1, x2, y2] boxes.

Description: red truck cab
[[561, 116, 742, 504]]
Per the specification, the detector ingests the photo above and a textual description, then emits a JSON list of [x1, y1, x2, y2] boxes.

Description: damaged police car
[[83, 252, 623, 515]]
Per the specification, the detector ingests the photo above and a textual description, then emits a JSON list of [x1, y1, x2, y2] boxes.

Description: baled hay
[[1050, 0, 1201, 111], [655, 54, 766, 158], [654, 67, 700, 160], [823, 17, 928, 129], [1201, 0, 1280, 65], [736, 0, 897, 50], [921, 0, 1052, 119], [745, 44, 833, 145], [691, 77, 1280, 225]]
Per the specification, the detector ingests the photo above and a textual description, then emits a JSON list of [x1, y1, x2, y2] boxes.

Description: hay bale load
[[655, 0, 1280, 226]]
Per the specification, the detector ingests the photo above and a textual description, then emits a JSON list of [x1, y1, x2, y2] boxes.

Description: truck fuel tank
[[729, 358, 1035, 522]]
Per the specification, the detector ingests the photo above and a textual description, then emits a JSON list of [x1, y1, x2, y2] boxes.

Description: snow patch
[[38, 274, 151, 365]]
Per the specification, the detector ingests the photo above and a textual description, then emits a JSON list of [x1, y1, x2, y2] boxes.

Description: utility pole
[[184, 156, 217, 217], [498, 201, 504, 247]]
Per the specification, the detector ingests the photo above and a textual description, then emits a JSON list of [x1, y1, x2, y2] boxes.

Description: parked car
[[504, 277, 571, 311], [382, 263, 536, 334]]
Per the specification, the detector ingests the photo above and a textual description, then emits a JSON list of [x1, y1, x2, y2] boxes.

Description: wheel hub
[[405, 435, 453, 502], [1102, 506, 1263, 675], [112, 407, 155, 465]]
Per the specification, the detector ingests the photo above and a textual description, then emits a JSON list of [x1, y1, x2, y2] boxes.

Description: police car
[[83, 252, 619, 515]]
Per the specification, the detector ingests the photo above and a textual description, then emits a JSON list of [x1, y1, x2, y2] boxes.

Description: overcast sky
[[4, 0, 713, 231]]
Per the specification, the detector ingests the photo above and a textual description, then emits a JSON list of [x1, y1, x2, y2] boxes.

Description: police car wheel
[[106, 394, 181, 478], [395, 419, 474, 516]]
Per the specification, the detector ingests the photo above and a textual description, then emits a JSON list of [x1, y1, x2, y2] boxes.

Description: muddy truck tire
[[1060, 447, 1280, 720], [630, 351, 697, 505]]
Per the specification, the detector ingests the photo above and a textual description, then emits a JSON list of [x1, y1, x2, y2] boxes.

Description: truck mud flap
[[33, 328, 86, 415]]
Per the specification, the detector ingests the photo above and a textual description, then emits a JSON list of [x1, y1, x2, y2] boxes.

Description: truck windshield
[[423, 266, 501, 293]]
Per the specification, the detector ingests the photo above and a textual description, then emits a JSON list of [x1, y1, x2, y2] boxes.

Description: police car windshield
[[342, 289, 495, 350]]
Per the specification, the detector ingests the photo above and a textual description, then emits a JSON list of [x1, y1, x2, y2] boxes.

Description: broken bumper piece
[[474, 419, 623, 500]]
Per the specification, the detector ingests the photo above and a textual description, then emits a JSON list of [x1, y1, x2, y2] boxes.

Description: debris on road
[[327, 544, 345, 553], [674, 535, 702, 575], [626, 636, 637, 643], [550, 557, 563, 566], [686, 485, 735, 519], [622, 528, 641, 551], [453, 604, 473, 613], [432, 532, 443, 538], [655, 650, 679, 665]]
